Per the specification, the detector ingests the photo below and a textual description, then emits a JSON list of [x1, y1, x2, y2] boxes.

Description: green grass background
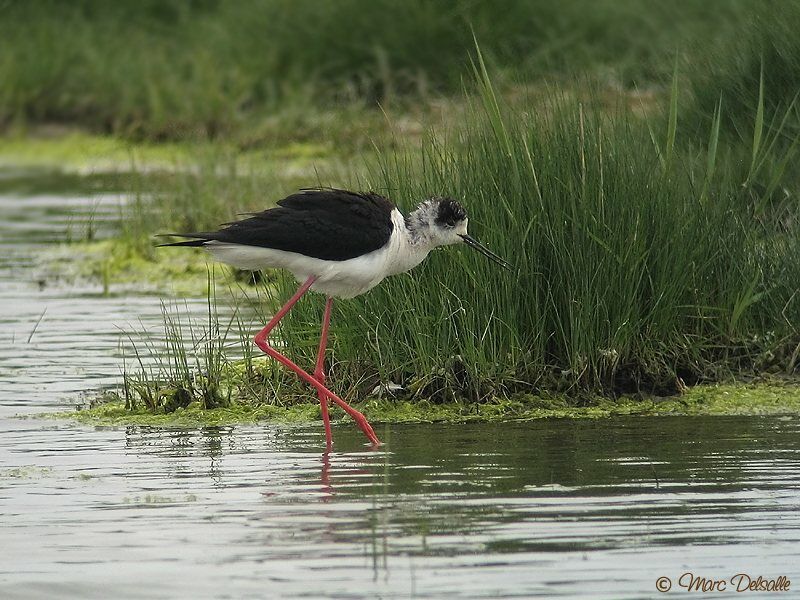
[[2, 0, 799, 406]]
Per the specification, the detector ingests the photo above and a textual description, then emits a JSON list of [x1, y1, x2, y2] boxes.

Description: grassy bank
[[91, 75, 800, 418], [273, 71, 800, 401], [4, 2, 799, 420]]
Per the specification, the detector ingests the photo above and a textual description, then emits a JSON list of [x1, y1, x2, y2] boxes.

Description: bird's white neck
[[404, 202, 434, 243], [382, 209, 436, 276]]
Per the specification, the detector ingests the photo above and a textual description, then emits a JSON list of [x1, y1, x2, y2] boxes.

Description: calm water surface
[[1, 170, 798, 599]]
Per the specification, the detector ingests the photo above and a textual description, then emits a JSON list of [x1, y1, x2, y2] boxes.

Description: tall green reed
[[281, 72, 800, 398]]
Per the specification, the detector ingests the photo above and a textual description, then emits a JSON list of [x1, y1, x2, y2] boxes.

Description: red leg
[[315, 296, 334, 450], [254, 278, 380, 447]]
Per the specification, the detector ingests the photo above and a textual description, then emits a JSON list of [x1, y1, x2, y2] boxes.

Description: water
[[1, 170, 799, 599]]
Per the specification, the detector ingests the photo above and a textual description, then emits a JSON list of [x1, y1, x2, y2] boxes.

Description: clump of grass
[[121, 275, 240, 412], [82, 11, 800, 409], [277, 63, 800, 399], [116, 271, 337, 413], [115, 63, 800, 408]]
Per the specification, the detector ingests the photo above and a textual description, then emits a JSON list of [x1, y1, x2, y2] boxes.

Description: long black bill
[[460, 234, 511, 270]]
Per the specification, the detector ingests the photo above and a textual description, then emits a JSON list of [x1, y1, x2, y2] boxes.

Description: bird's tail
[[154, 234, 210, 248]]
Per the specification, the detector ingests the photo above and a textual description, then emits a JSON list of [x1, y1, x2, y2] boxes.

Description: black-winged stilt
[[160, 188, 509, 448]]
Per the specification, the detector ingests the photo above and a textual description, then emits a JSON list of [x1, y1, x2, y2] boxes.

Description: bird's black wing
[[162, 189, 396, 261]]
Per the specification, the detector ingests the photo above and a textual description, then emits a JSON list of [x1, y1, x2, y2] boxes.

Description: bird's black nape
[[434, 197, 467, 227]]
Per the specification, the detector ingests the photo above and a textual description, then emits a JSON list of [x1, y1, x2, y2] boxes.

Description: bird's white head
[[407, 197, 510, 269], [407, 197, 469, 246]]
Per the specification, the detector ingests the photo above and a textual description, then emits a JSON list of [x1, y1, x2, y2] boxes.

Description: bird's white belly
[[306, 249, 391, 298], [204, 210, 430, 299], [205, 241, 397, 298]]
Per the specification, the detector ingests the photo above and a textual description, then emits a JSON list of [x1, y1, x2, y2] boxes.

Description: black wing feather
[[160, 189, 396, 261]]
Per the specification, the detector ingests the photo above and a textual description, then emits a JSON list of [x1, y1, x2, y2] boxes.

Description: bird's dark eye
[[445, 218, 457, 227]]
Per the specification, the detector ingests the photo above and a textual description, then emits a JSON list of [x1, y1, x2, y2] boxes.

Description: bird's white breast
[[204, 209, 431, 298]]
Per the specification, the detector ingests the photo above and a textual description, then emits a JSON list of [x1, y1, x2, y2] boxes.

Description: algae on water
[[46, 383, 800, 427]]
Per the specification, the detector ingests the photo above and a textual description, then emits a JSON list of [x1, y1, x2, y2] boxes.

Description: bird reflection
[[320, 451, 334, 501]]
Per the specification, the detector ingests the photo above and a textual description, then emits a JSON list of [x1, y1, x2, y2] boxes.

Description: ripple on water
[[2, 418, 799, 599]]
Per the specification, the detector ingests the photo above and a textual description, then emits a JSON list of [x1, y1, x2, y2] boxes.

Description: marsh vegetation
[[4, 6, 800, 597], [2, 0, 799, 418]]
